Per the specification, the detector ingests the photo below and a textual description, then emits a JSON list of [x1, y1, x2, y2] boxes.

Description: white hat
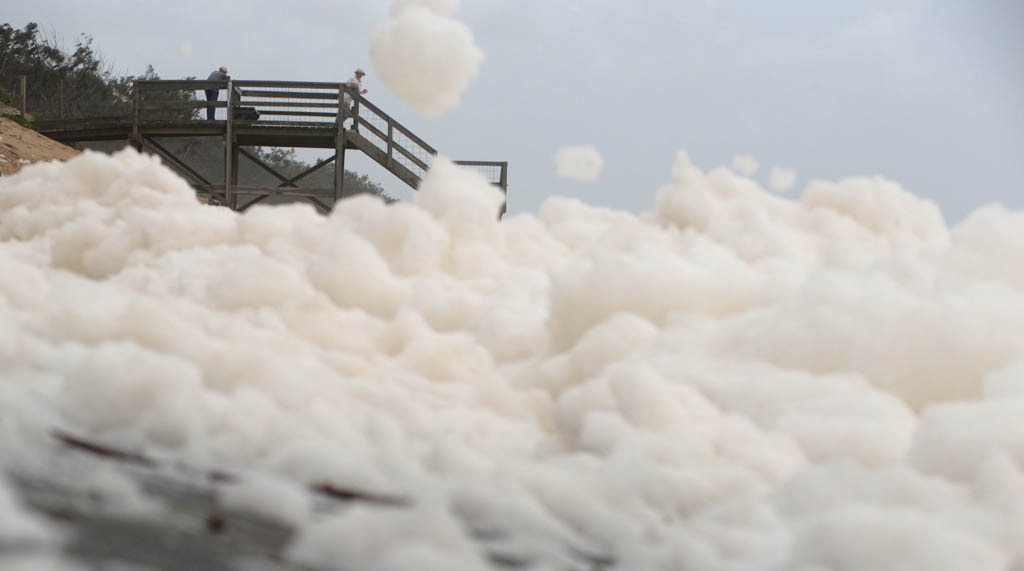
[[354, 68, 365, 75], [219, 66, 228, 73]]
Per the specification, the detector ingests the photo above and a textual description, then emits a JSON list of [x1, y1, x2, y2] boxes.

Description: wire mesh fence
[[454, 161, 509, 189], [234, 82, 340, 125], [1, 74, 133, 121]]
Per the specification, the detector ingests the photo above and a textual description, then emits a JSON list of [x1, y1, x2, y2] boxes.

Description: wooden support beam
[[131, 82, 142, 150], [238, 147, 291, 185], [386, 123, 394, 169], [237, 147, 337, 189], [335, 82, 347, 204], [307, 197, 331, 212], [237, 194, 269, 212], [142, 137, 212, 187], [499, 161, 508, 218], [282, 156, 334, 188], [225, 80, 235, 209], [208, 185, 338, 198], [231, 144, 240, 209]]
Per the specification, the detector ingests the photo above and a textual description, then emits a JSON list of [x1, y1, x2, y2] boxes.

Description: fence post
[[19, 75, 27, 117], [386, 123, 394, 168], [59, 80, 64, 119], [499, 162, 508, 219], [224, 80, 235, 209], [131, 81, 142, 150], [352, 87, 360, 129], [334, 83, 347, 204]]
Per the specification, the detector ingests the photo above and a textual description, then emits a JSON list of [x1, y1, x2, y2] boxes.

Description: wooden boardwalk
[[35, 80, 508, 213]]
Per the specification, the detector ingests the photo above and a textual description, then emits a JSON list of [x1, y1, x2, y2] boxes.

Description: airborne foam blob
[[177, 42, 193, 60], [554, 145, 604, 182], [370, 1, 483, 117], [2, 148, 1024, 569], [770, 166, 798, 192], [731, 153, 759, 176]]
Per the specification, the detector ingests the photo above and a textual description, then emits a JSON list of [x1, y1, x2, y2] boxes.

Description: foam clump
[[769, 166, 798, 192], [371, 0, 483, 117], [2, 146, 1024, 568], [555, 146, 604, 182]]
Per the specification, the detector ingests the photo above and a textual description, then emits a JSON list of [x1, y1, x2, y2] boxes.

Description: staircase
[[230, 81, 507, 201]]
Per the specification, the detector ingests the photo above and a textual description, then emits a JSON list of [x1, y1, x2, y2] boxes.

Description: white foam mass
[[2, 148, 1024, 569], [554, 145, 604, 182], [0, 474, 61, 547], [770, 166, 798, 192], [370, 1, 483, 117]]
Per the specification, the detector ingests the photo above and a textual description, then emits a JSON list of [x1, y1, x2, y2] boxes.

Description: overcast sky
[[5, 0, 1022, 222]]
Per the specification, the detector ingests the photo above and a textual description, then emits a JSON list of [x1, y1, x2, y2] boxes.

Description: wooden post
[[386, 122, 393, 168], [351, 85, 361, 131], [232, 144, 240, 207], [58, 80, 64, 119], [19, 75, 26, 117], [334, 83, 347, 204], [499, 162, 508, 219], [131, 81, 142, 150], [224, 80, 235, 209], [499, 162, 508, 192], [337, 82, 354, 203], [336, 141, 347, 203]]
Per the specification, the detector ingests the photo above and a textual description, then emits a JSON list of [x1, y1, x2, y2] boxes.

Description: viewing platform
[[35, 80, 508, 214]]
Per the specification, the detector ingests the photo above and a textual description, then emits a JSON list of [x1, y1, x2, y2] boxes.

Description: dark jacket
[[207, 70, 230, 81]]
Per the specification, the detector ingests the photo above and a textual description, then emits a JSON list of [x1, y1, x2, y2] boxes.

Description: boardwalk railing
[[130, 80, 508, 190]]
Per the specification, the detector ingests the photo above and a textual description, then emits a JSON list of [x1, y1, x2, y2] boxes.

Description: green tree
[[0, 22, 126, 119]]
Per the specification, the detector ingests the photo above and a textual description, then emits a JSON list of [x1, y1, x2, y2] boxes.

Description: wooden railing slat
[[238, 90, 339, 100]]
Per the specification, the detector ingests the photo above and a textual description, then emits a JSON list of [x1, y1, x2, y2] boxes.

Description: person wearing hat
[[347, 68, 368, 96], [343, 68, 368, 128], [205, 66, 230, 120]]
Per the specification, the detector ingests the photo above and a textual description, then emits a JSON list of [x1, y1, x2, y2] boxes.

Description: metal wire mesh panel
[[235, 83, 339, 125], [352, 102, 434, 180], [454, 162, 508, 187]]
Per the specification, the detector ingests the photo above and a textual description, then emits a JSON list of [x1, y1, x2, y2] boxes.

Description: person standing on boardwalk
[[343, 68, 368, 126], [347, 68, 368, 99], [205, 66, 230, 120]]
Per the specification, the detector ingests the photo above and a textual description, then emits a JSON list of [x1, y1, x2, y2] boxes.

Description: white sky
[[5, 1, 1023, 221]]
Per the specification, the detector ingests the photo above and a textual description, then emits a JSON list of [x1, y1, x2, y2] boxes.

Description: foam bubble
[[371, 2, 483, 117], [731, 154, 759, 176], [177, 42, 193, 60], [770, 166, 798, 192]]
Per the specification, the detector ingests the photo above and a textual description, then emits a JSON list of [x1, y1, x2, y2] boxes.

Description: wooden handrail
[[343, 87, 437, 156], [137, 80, 228, 90], [236, 90, 339, 100], [232, 80, 343, 90]]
